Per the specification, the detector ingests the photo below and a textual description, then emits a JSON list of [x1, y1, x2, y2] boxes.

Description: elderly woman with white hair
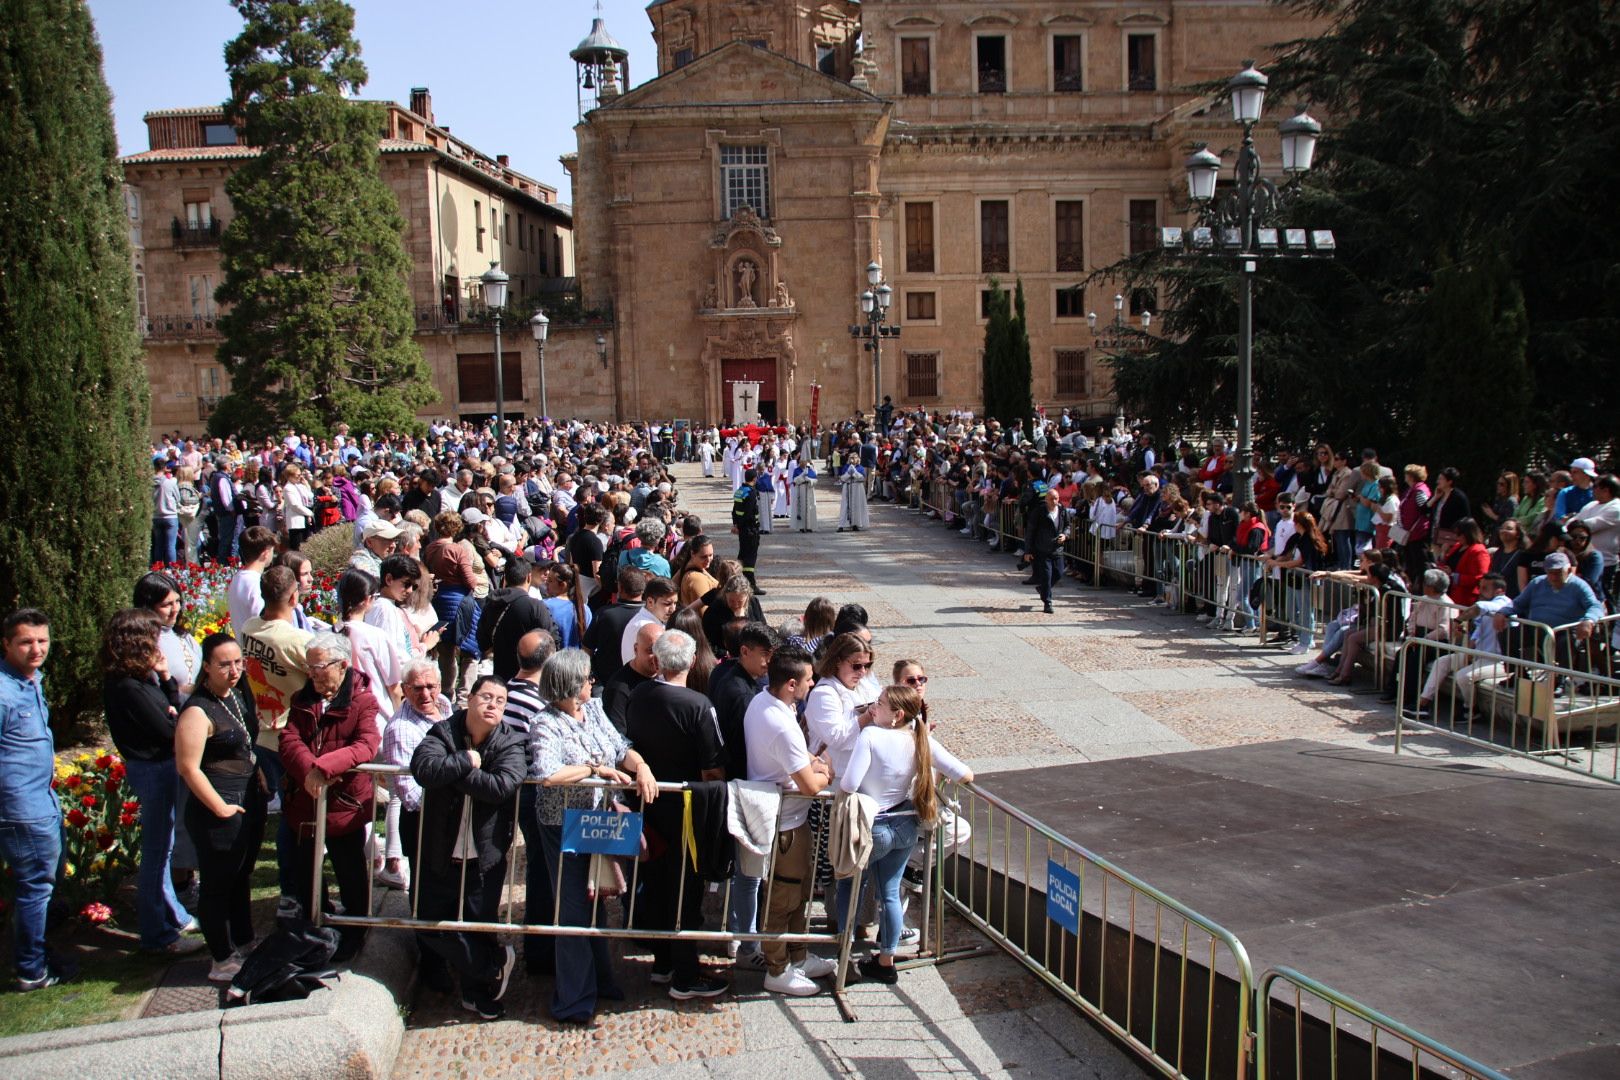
[[528, 648, 658, 1024], [282, 631, 381, 962]]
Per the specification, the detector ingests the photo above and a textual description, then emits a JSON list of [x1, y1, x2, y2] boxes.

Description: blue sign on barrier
[[561, 808, 643, 857], [1046, 859, 1081, 935]]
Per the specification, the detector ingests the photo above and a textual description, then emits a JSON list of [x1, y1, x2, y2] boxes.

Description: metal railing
[[171, 217, 221, 248], [937, 778, 1256, 1080], [142, 311, 221, 340], [311, 766, 866, 1018], [1257, 966, 1511, 1080]]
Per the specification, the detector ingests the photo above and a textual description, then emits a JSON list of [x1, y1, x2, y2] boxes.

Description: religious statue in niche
[[702, 283, 719, 310], [774, 280, 792, 308], [734, 259, 759, 307]]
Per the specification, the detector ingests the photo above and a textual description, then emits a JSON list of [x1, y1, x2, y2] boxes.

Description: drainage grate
[[140, 958, 222, 1018]]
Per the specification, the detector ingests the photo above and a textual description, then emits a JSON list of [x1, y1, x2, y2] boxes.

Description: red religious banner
[[809, 383, 822, 430]]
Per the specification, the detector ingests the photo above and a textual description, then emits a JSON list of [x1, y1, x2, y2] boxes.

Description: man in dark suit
[[1025, 483, 1068, 615]]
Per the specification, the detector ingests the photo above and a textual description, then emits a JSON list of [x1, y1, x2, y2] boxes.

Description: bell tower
[[571, 2, 630, 120]]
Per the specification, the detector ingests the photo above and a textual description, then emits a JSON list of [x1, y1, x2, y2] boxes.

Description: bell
[[582, 68, 595, 90]]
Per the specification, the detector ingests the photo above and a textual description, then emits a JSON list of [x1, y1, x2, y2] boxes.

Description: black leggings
[[188, 804, 266, 962], [293, 829, 370, 956]]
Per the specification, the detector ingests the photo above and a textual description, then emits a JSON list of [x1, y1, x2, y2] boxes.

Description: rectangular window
[[203, 122, 236, 146], [1055, 200, 1084, 272], [187, 273, 214, 317], [980, 289, 997, 320], [905, 351, 940, 399], [1128, 198, 1158, 256], [977, 36, 1007, 94], [720, 144, 770, 219], [1053, 35, 1083, 92], [456, 352, 524, 403], [474, 199, 484, 251], [904, 291, 936, 321], [1127, 33, 1157, 91], [491, 208, 499, 247], [135, 271, 148, 325], [504, 213, 512, 247], [518, 213, 526, 250], [539, 229, 548, 274], [196, 365, 224, 421], [183, 196, 212, 227], [900, 38, 931, 96], [904, 202, 935, 273], [1056, 288, 1085, 319], [1129, 287, 1157, 317], [1055, 350, 1088, 397], [817, 43, 837, 76], [673, 47, 694, 69], [980, 200, 1009, 273]]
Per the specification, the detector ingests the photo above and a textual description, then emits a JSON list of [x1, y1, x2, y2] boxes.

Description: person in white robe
[[771, 456, 791, 518], [755, 459, 775, 534], [791, 458, 819, 532], [699, 437, 716, 478], [837, 462, 870, 532]]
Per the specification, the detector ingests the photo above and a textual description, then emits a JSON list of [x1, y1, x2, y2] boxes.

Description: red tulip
[[80, 794, 98, 808], [119, 812, 138, 828], [65, 809, 88, 828]]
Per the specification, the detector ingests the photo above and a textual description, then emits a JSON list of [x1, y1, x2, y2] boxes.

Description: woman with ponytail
[[543, 562, 591, 649], [836, 684, 973, 984]]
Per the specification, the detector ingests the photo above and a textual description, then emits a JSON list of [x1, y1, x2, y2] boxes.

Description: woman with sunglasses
[[805, 633, 877, 781], [893, 659, 930, 729]]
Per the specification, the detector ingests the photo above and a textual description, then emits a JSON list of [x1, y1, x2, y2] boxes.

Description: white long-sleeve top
[[805, 677, 863, 778], [838, 724, 971, 812]]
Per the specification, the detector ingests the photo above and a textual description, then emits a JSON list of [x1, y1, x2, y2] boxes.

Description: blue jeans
[[835, 814, 919, 955], [1237, 562, 1262, 629], [538, 823, 620, 1021], [124, 758, 190, 948], [150, 517, 179, 566], [1333, 529, 1359, 570], [0, 816, 61, 979], [1288, 583, 1316, 649], [254, 747, 298, 899], [727, 870, 761, 957]]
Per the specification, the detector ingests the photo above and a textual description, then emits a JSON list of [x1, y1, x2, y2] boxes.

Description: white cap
[[1571, 457, 1598, 478], [461, 508, 487, 524]]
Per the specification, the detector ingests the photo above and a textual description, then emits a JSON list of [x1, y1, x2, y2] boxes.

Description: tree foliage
[[980, 278, 1034, 429], [0, 0, 150, 725], [213, 0, 433, 439], [1097, 0, 1620, 506]]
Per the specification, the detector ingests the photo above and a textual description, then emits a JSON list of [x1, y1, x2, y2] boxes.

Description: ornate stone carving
[[774, 280, 792, 308], [702, 283, 719, 310], [734, 259, 759, 307]]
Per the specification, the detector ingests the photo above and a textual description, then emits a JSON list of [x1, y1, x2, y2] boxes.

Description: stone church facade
[[566, 0, 1325, 426]]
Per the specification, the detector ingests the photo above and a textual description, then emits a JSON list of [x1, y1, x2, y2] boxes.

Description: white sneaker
[[763, 968, 821, 996], [726, 939, 740, 959], [207, 954, 244, 983], [797, 954, 837, 979], [734, 949, 769, 971], [1196, 614, 1212, 624], [265, 794, 282, 815], [898, 927, 921, 947], [374, 864, 408, 890], [1289, 642, 1311, 655]]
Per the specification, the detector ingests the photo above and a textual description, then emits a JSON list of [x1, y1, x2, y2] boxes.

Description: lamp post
[[848, 260, 898, 418], [1160, 60, 1328, 506], [530, 311, 549, 419], [480, 261, 509, 449]]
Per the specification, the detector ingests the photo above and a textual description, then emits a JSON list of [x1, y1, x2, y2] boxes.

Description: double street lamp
[[1088, 292, 1152, 351], [849, 260, 899, 416], [479, 261, 510, 451], [1159, 60, 1331, 505], [529, 310, 549, 420]]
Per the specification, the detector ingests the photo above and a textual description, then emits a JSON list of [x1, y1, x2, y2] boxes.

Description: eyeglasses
[[904, 675, 929, 686], [307, 659, 345, 673], [471, 692, 506, 706], [850, 662, 873, 672]]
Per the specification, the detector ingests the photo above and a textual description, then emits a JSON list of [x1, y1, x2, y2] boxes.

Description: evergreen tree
[[980, 280, 1011, 421], [0, 0, 150, 725], [1007, 280, 1034, 436], [213, 0, 433, 439]]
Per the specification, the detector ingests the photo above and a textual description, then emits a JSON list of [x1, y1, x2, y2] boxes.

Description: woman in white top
[[281, 463, 314, 549], [837, 684, 972, 983], [134, 571, 202, 696], [803, 632, 875, 780], [336, 568, 406, 889]]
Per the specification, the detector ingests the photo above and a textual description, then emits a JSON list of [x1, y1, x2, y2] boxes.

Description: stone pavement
[[389, 463, 1532, 1079]]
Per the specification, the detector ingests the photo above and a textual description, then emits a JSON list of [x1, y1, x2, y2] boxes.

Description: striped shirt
[[503, 676, 546, 733]]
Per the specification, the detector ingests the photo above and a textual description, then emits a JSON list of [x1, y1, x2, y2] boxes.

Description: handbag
[[1388, 522, 1409, 545], [586, 854, 625, 900]]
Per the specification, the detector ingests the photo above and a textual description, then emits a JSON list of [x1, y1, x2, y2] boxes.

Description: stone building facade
[[123, 89, 586, 437], [568, 0, 1326, 425]]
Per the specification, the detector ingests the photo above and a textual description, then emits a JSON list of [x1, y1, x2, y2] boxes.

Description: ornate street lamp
[[529, 310, 549, 419], [479, 261, 509, 449], [849, 260, 898, 416]]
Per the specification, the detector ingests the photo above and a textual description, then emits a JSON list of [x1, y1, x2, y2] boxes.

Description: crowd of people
[[1, 415, 975, 1027]]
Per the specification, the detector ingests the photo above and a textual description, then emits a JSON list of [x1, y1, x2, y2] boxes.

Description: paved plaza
[[389, 464, 1530, 1079]]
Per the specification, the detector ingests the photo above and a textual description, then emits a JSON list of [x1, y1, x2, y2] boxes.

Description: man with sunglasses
[[367, 554, 439, 663]]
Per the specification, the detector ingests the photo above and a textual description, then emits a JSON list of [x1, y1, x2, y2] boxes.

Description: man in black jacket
[[480, 559, 559, 681], [1025, 483, 1068, 615], [731, 468, 764, 594], [1198, 490, 1239, 623], [409, 675, 527, 1020], [706, 622, 776, 779]]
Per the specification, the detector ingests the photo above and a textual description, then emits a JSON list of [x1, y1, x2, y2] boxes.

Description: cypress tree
[[980, 280, 1010, 422], [0, 0, 150, 725], [1007, 279, 1034, 436], [213, 0, 433, 439]]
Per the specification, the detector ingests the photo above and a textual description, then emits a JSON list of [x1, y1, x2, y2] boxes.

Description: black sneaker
[[15, 970, 62, 993], [493, 944, 517, 1002], [461, 992, 506, 1020], [857, 957, 899, 985], [668, 976, 729, 1000], [901, 866, 925, 893]]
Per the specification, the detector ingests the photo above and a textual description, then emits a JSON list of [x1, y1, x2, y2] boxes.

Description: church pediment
[[603, 39, 881, 111]]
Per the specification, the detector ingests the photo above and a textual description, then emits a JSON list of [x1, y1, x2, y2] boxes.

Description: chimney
[[409, 86, 433, 123], [497, 154, 509, 167]]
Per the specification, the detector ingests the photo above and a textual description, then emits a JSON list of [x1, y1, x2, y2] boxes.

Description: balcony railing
[[413, 298, 613, 333], [171, 218, 222, 248], [977, 67, 1006, 94], [142, 312, 220, 340]]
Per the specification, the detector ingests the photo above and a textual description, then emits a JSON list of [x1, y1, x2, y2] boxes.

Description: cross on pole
[[740, 386, 755, 414]]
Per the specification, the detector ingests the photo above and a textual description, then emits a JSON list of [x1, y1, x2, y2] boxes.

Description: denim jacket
[[0, 662, 58, 822]]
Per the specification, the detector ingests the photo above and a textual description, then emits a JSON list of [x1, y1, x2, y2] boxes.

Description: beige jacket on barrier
[[829, 791, 879, 880]]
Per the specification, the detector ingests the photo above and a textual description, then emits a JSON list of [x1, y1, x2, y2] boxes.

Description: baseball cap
[[362, 520, 403, 541], [1571, 457, 1598, 478], [1543, 551, 1572, 570], [461, 508, 488, 525]]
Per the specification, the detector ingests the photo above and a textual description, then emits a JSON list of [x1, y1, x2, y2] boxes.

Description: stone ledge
[[0, 894, 416, 1080]]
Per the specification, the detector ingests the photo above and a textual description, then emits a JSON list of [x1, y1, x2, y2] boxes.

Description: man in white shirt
[[743, 646, 832, 997], [1415, 572, 1515, 720], [228, 526, 278, 637], [619, 578, 679, 664], [1264, 494, 1298, 645]]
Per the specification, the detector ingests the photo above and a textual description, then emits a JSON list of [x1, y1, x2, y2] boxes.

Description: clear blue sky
[[85, 0, 657, 201]]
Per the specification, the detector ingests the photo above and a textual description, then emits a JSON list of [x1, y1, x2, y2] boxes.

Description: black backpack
[[225, 919, 341, 1006]]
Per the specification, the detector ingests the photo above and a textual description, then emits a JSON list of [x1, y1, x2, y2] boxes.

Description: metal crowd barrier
[[311, 766, 867, 1019], [937, 778, 1256, 1080], [1257, 966, 1511, 1080], [1393, 635, 1620, 783]]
